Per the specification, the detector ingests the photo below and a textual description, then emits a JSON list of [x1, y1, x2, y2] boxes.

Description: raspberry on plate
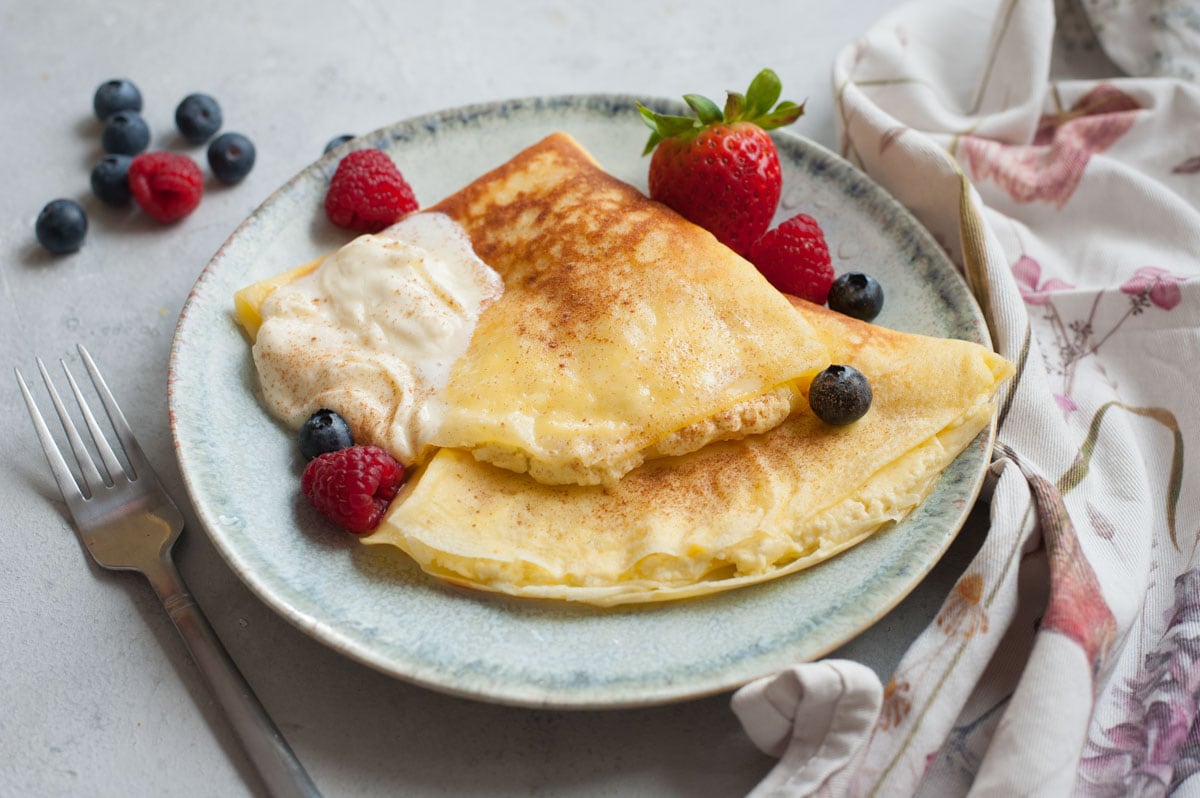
[[128, 151, 204, 223], [324, 149, 418, 232], [747, 213, 835, 304], [301, 445, 405, 535]]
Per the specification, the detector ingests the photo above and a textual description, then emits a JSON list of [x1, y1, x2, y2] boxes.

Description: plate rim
[[168, 92, 996, 709]]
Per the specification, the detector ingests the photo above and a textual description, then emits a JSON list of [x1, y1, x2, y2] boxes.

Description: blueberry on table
[[299, 409, 355, 461], [175, 93, 223, 143], [828, 272, 884, 321], [93, 78, 142, 120], [324, 134, 355, 154], [808, 365, 873, 425], [101, 110, 151, 155], [90, 155, 134, 205], [207, 132, 256, 184], [35, 199, 88, 254]]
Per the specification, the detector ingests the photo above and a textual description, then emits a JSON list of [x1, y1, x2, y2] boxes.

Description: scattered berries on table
[[207, 132, 256, 184], [101, 110, 151, 155], [35, 199, 88, 254], [637, 68, 804, 257], [324, 148, 418, 232], [298, 409, 355, 461], [324, 134, 355, 154], [747, 213, 834, 304], [128, 151, 204, 222], [808, 365, 873, 426], [174, 93, 223, 143], [93, 79, 142, 121], [301, 445, 405, 535], [90, 155, 134, 206], [828, 272, 884, 321]]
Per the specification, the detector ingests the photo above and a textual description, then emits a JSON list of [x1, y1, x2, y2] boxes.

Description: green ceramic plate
[[169, 95, 995, 709]]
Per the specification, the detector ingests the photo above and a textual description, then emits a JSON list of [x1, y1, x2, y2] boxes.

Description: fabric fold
[[735, 0, 1200, 794]]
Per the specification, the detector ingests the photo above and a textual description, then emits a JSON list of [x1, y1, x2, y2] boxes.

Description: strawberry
[[638, 68, 804, 256]]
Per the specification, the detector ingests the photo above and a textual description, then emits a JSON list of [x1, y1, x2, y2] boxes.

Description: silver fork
[[16, 345, 321, 798]]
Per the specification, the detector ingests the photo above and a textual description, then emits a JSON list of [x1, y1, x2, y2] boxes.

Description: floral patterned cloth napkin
[[732, 0, 1200, 794]]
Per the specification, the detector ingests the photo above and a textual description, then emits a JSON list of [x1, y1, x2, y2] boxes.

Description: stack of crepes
[[241, 132, 1013, 606]]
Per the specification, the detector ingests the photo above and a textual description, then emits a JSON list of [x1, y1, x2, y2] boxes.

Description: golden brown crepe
[[365, 299, 1013, 606], [423, 132, 831, 486]]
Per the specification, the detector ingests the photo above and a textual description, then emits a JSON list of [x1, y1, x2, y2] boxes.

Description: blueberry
[[175, 93, 223, 143], [299, 409, 354, 461], [827, 272, 884, 321], [35, 199, 88, 254], [207, 132, 256, 184], [808, 365, 872, 425], [90, 155, 133, 205], [323, 134, 355, 154], [93, 79, 142, 121], [101, 110, 151, 155]]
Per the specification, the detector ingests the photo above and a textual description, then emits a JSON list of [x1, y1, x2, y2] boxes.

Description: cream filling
[[252, 213, 504, 463]]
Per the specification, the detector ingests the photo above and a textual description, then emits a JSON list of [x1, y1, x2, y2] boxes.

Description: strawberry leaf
[[684, 93, 724, 124], [637, 102, 659, 129], [724, 91, 746, 121], [757, 100, 806, 130], [745, 69, 783, 118], [637, 69, 803, 156], [637, 103, 699, 155]]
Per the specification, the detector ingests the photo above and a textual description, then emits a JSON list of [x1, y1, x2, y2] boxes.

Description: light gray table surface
[[1, 1, 989, 795]]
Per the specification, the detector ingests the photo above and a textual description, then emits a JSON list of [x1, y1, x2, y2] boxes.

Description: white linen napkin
[[733, 0, 1200, 794]]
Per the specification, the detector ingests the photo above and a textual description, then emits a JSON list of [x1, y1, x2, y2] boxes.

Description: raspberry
[[301, 445, 405, 535], [128, 152, 204, 223], [747, 213, 835, 304], [324, 149, 417, 232]]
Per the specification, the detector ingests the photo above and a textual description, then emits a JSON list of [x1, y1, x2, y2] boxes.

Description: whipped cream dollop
[[252, 212, 504, 463]]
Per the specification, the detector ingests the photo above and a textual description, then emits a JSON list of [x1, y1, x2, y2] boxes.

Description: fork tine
[[62, 359, 128, 483], [35, 357, 110, 498], [76, 344, 148, 481], [15, 366, 89, 512]]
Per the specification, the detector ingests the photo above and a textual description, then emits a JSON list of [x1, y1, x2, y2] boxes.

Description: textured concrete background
[[0, 1, 986, 795]]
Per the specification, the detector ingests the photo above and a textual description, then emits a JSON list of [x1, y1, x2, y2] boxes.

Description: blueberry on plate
[[207, 132, 256, 184], [101, 110, 151, 155], [323, 134, 355, 154], [808, 365, 873, 425], [175, 93, 223, 143], [90, 154, 134, 205], [299, 409, 355, 461], [93, 78, 142, 121], [35, 199, 88, 254], [827, 272, 884, 321]]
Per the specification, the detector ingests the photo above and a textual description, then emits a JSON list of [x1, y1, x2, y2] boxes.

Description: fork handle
[[148, 560, 322, 798]]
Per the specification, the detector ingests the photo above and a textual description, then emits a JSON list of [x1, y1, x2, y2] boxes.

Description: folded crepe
[[423, 132, 831, 486], [364, 298, 1013, 606]]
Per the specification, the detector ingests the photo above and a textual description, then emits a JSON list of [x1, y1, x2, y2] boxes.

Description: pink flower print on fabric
[[1120, 266, 1187, 310], [961, 84, 1142, 207], [1012, 254, 1074, 305], [1080, 569, 1200, 793]]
